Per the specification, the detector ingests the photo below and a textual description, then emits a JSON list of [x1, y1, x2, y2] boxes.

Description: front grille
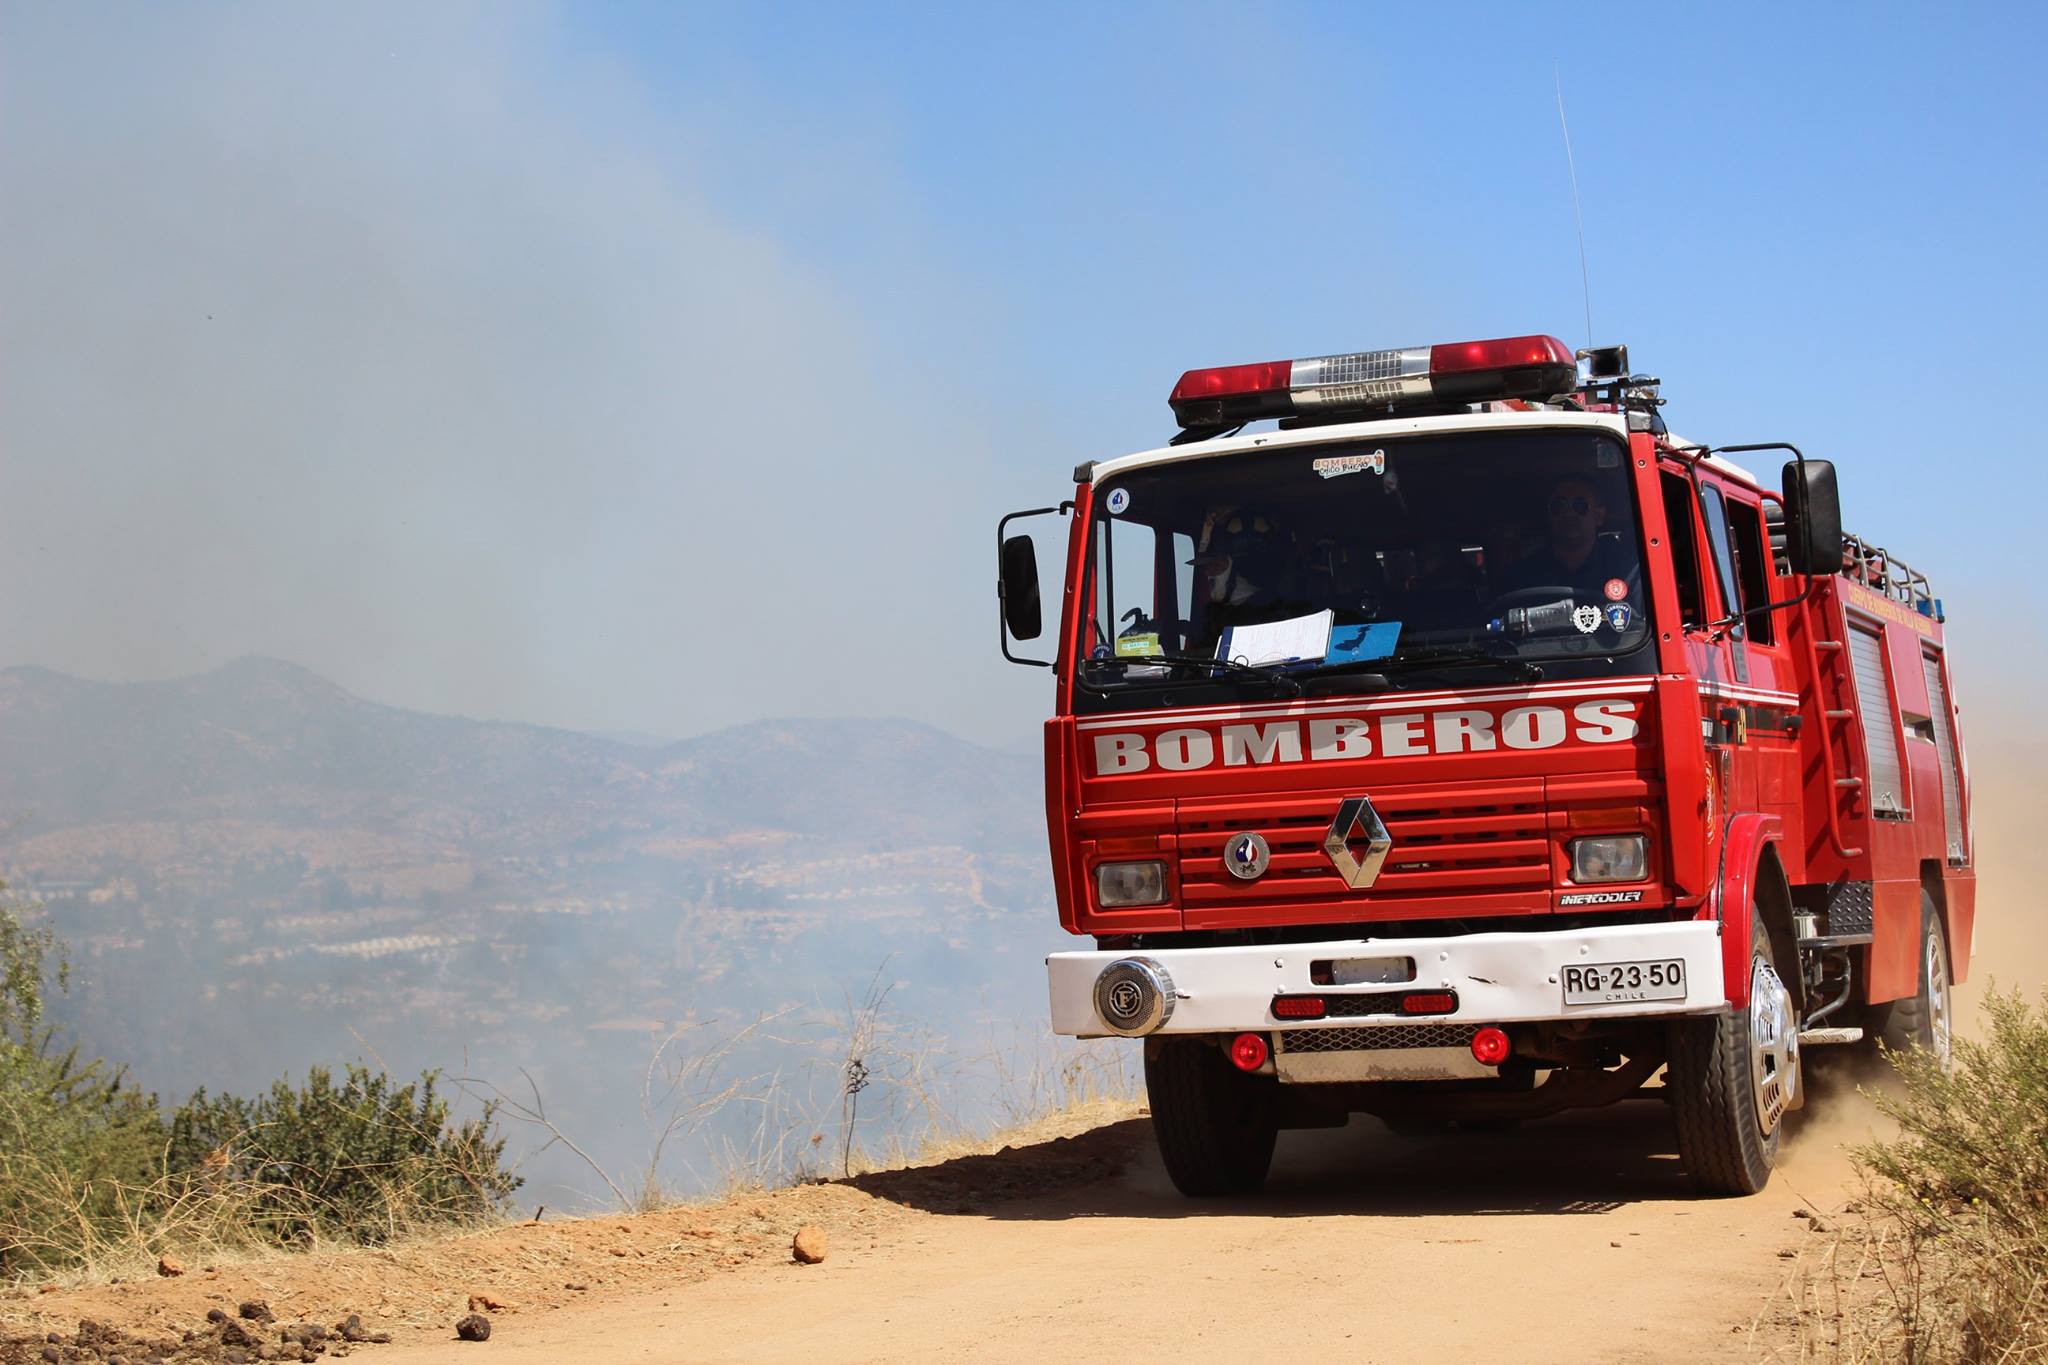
[[1177, 780, 1548, 910], [1276, 1025, 1480, 1053]]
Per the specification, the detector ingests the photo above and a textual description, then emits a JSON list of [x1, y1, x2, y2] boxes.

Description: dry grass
[[1785, 988, 2048, 1362], [0, 1099, 511, 1287], [6, 997, 1139, 1291], [458, 964, 1142, 1209]]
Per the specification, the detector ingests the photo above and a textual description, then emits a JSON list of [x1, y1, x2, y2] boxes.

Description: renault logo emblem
[[1324, 796, 1393, 889], [1223, 831, 1270, 880]]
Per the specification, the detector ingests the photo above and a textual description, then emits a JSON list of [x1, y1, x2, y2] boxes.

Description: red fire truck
[[997, 335, 1973, 1196]]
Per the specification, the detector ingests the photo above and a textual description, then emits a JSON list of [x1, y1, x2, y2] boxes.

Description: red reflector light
[[1400, 992, 1457, 1015], [1471, 1026, 1511, 1067], [1169, 359, 1292, 403], [1428, 334, 1575, 374], [1229, 1033, 1270, 1071], [1271, 995, 1327, 1020]]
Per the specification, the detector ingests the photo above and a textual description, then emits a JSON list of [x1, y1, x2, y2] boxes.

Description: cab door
[[1659, 464, 1756, 823], [1702, 482, 1803, 824]]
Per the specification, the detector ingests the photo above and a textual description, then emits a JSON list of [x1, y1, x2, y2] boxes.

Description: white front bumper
[[1047, 919, 1726, 1038]]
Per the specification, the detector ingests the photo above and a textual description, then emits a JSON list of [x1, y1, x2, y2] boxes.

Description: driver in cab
[[1506, 476, 1638, 601], [1189, 508, 1314, 648]]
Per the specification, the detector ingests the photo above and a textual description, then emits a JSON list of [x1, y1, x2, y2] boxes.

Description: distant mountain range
[[0, 659, 1058, 1200], [0, 657, 1038, 859]]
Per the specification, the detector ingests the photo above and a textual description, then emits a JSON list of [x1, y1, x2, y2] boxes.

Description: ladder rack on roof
[[1840, 534, 1937, 616]]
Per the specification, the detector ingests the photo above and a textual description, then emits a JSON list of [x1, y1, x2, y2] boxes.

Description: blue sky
[[2, 3, 2040, 746]]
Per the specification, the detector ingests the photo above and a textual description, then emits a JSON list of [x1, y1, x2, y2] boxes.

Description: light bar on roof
[[1168, 334, 1577, 431]]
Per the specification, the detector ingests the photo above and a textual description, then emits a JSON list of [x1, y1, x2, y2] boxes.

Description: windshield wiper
[[1370, 648, 1545, 682], [1080, 653, 1304, 696]]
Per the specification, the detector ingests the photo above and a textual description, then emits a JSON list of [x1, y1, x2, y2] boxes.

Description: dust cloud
[[1767, 686, 2039, 1178], [1948, 714, 2048, 1030]]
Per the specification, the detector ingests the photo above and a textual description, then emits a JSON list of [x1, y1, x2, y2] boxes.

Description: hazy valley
[[0, 659, 1059, 1202]]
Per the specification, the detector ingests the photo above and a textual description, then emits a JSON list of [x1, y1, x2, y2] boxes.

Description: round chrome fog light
[[1093, 957, 1175, 1036]]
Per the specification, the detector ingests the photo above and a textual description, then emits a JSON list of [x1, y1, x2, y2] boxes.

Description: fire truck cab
[[997, 336, 1973, 1196]]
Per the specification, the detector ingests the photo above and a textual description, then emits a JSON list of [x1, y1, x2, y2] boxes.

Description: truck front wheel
[[1667, 907, 1800, 1196], [1144, 1037, 1278, 1197]]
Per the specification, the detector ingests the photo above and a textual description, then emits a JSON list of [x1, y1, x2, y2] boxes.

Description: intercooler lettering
[[1088, 699, 1640, 777]]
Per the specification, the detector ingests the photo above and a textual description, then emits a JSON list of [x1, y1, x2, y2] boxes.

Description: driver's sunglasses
[[1547, 496, 1594, 517]]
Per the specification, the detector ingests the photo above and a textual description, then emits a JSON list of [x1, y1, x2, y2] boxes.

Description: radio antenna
[[1554, 66, 1593, 350]]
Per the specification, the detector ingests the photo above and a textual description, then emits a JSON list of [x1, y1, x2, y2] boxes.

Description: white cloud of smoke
[[0, 3, 1020, 741]]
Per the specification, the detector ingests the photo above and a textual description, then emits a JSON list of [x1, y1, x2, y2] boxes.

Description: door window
[[1700, 486, 1747, 642], [1659, 469, 1707, 629]]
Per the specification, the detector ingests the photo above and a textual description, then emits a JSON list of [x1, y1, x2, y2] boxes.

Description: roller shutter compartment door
[[1922, 650, 1967, 861], [1849, 623, 1906, 815]]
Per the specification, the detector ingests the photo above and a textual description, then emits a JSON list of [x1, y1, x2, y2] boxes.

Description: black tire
[[1870, 889, 1953, 1067], [1667, 907, 1799, 1196], [1145, 1037, 1278, 1197]]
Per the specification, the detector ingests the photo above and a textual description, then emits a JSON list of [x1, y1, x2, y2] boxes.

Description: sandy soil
[[385, 1103, 1879, 1365], [6, 1094, 1882, 1365]]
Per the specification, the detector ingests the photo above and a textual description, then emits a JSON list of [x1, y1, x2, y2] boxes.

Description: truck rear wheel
[[1667, 907, 1800, 1196], [1145, 1037, 1278, 1197], [1870, 890, 1953, 1068]]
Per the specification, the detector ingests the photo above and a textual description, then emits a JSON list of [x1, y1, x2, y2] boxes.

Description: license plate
[[1562, 958, 1687, 1006]]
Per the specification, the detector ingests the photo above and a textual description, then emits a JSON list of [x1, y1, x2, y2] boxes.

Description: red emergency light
[[1168, 334, 1577, 432]]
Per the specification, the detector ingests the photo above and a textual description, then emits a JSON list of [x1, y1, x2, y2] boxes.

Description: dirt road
[[370, 1097, 1867, 1365]]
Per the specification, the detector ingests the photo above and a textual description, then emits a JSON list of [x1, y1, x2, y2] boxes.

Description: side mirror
[[996, 501, 1070, 667], [1780, 459, 1842, 577], [1000, 534, 1043, 641]]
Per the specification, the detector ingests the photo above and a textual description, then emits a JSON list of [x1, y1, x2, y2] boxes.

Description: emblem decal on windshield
[[1311, 449, 1385, 480], [1572, 605, 1602, 634], [1104, 487, 1131, 514]]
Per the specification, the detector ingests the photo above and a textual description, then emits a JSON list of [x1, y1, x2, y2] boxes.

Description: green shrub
[[1854, 987, 2048, 1361], [1, 892, 521, 1277], [168, 1064, 521, 1245], [0, 896, 168, 1276]]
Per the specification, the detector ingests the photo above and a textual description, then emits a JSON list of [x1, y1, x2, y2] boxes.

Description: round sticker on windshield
[[1603, 577, 1628, 601], [1104, 488, 1131, 515]]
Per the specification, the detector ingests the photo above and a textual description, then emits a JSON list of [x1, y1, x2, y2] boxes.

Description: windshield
[[1075, 428, 1653, 706]]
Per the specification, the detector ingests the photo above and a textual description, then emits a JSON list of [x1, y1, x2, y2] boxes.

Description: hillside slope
[[0, 660, 1051, 1200]]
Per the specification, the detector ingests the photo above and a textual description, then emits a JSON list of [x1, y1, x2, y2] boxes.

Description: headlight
[[1569, 835, 1647, 883], [1096, 860, 1168, 907]]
